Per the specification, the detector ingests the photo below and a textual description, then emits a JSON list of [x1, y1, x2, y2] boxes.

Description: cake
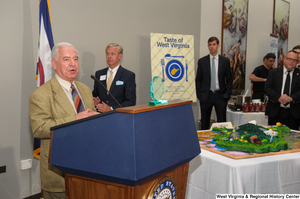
[[211, 123, 289, 153]]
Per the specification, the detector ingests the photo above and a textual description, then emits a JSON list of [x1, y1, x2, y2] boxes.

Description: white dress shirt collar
[[210, 54, 219, 60], [107, 65, 120, 82], [55, 73, 75, 92]]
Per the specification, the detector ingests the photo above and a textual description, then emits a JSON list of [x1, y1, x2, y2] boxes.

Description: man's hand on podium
[[75, 109, 99, 120]]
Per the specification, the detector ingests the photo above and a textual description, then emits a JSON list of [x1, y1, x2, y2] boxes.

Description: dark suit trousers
[[268, 108, 300, 130], [200, 92, 228, 130]]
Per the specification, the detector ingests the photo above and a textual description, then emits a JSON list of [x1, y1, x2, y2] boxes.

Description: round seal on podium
[[147, 176, 177, 199]]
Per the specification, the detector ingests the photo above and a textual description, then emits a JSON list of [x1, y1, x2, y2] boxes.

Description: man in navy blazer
[[265, 50, 300, 130], [92, 43, 136, 112], [196, 37, 233, 130]]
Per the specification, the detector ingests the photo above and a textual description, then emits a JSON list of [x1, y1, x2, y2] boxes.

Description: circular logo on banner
[[165, 59, 184, 82], [147, 176, 177, 199]]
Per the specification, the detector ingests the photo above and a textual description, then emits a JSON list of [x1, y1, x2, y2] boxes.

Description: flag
[[34, 0, 54, 159]]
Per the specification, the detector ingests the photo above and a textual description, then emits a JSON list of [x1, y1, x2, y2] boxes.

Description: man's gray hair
[[105, 43, 123, 54], [51, 42, 79, 61]]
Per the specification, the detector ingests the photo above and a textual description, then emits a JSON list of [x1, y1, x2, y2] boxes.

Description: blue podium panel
[[134, 104, 200, 180], [50, 102, 200, 186]]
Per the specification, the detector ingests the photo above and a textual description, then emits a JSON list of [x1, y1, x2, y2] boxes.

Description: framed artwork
[[272, 0, 290, 68], [221, 0, 248, 95]]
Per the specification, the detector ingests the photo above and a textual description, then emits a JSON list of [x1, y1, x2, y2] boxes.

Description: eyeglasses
[[286, 57, 298, 63]]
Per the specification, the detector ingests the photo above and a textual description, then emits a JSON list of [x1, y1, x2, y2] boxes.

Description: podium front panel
[[50, 102, 200, 186]]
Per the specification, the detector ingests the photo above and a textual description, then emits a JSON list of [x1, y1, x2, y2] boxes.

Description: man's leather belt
[[210, 90, 220, 93]]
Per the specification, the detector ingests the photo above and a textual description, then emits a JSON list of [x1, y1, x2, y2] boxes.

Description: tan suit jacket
[[29, 76, 96, 192]]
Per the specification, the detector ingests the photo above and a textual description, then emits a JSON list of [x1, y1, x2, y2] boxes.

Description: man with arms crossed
[[29, 42, 98, 199], [196, 36, 233, 130]]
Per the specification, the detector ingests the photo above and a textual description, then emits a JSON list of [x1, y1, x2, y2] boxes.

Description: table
[[227, 109, 268, 126], [185, 149, 300, 199]]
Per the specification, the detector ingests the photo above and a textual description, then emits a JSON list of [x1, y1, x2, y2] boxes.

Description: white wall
[[287, 0, 300, 55], [245, 0, 274, 92], [199, 0, 223, 58], [1, 0, 300, 198]]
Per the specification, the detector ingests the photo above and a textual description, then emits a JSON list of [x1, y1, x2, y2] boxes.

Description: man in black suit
[[265, 50, 300, 130], [92, 43, 136, 112], [196, 36, 233, 130]]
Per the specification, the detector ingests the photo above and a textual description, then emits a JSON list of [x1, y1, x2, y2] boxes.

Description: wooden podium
[[49, 100, 200, 199]]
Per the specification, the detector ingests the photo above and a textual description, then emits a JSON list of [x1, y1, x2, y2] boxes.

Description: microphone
[[90, 75, 122, 108]]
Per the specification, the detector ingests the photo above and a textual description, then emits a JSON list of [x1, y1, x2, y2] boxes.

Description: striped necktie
[[107, 70, 113, 94], [71, 84, 85, 113]]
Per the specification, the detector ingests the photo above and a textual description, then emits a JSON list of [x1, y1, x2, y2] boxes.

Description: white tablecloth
[[227, 109, 268, 126], [185, 149, 300, 199]]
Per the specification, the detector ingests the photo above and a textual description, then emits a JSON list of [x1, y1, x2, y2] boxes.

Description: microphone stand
[[90, 75, 122, 108]]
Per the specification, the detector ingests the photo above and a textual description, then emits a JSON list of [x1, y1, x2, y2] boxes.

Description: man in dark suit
[[92, 43, 136, 112], [265, 50, 300, 130], [196, 37, 233, 130]]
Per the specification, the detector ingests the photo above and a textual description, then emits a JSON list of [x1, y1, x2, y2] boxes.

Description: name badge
[[100, 75, 106, 81], [116, 80, 124, 85]]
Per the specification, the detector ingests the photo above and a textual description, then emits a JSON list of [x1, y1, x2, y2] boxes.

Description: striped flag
[[34, 0, 54, 159], [36, 0, 54, 87]]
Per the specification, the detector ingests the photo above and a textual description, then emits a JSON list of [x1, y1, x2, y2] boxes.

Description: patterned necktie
[[107, 70, 113, 94], [210, 57, 216, 91], [71, 84, 85, 113], [283, 71, 291, 106]]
